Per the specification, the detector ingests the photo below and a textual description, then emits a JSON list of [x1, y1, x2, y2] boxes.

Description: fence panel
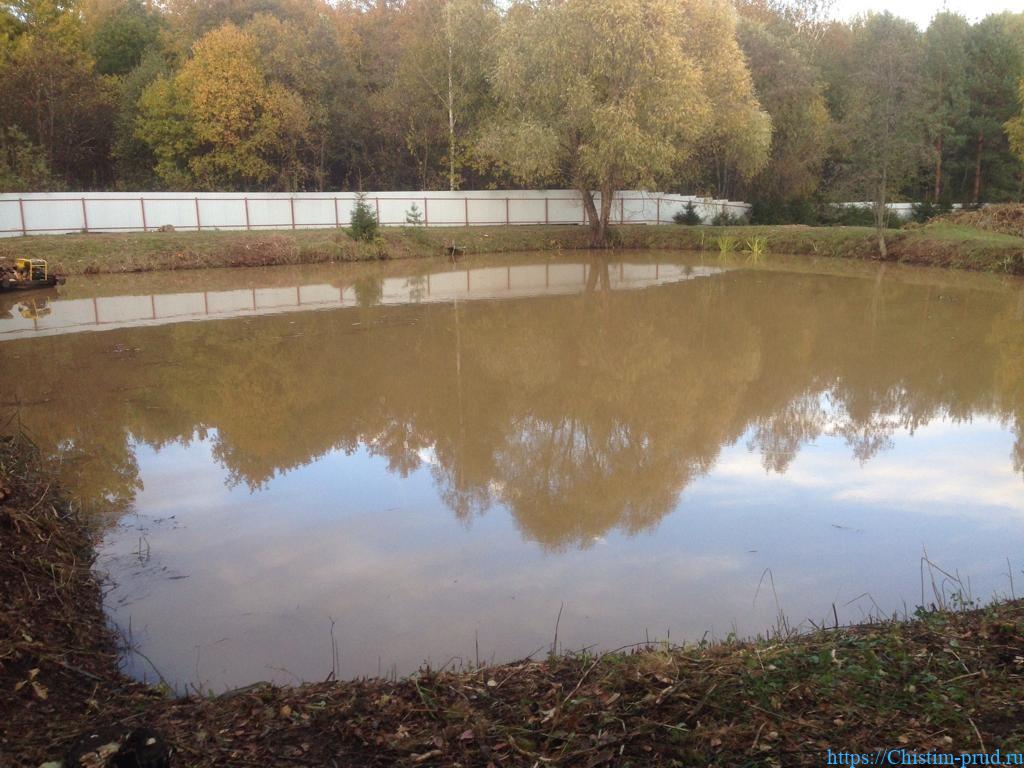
[[143, 198, 204, 231], [467, 198, 504, 226], [422, 197, 464, 226], [293, 198, 336, 229], [243, 198, 291, 230], [84, 197, 144, 232], [0, 199, 23, 234], [546, 196, 586, 224], [21, 198, 85, 235]]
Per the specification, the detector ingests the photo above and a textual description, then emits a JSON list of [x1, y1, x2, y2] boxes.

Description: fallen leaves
[[14, 668, 49, 700]]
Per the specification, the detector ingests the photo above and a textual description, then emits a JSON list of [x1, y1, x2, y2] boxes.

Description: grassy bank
[[3, 435, 1024, 766], [1, 220, 1022, 276]]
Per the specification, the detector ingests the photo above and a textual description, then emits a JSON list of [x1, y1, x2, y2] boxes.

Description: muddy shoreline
[[2, 433, 1024, 766]]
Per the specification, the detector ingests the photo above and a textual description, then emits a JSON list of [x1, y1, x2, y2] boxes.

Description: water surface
[[2, 251, 1023, 691]]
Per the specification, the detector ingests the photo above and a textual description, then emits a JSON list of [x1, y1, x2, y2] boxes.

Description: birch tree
[[385, 0, 498, 190]]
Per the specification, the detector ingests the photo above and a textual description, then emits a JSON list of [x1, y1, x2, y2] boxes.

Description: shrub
[[349, 192, 379, 241], [749, 198, 818, 225], [911, 201, 939, 224], [712, 209, 746, 226], [672, 201, 702, 225], [818, 205, 877, 228]]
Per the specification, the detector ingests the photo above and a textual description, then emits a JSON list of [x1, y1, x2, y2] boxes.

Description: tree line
[[2, 0, 1024, 221]]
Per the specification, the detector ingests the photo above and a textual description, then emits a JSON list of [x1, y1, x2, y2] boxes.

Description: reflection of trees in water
[[3, 266, 1024, 548], [987, 291, 1024, 476], [747, 393, 827, 473]]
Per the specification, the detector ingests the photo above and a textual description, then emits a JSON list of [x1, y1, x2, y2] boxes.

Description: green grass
[[1, 220, 1022, 276]]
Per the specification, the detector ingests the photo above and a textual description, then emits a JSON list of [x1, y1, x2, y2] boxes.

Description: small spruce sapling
[[405, 202, 424, 225], [349, 192, 379, 241], [672, 201, 702, 225]]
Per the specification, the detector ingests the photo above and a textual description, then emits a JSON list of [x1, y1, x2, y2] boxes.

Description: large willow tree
[[479, 0, 770, 245]]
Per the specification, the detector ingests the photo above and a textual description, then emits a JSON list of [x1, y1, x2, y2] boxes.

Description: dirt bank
[[1, 221, 1022, 277], [2, 434, 1024, 766]]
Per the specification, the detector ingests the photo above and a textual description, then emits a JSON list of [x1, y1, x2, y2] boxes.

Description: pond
[[2, 251, 1023, 692]]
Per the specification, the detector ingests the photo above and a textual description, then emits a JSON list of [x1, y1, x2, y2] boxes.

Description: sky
[[832, 0, 1022, 28]]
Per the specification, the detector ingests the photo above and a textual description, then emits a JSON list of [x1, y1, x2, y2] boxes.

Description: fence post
[[140, 197, 147, 232], [620, 197, 625, 224], [375, 197, 381, 225], [333, 197, 339, 228], [290, 197, 296, 230], [194, 197, 201, 231], [244, 197, 251, 230], [505, 197, 510, 226], [545, 198, 549, 225], [423, 197, 428, 226], [656, 198, 660, 224], [81, 197, 89, 233], [18, 197, 26, 235], [464, 197, 469, 226]]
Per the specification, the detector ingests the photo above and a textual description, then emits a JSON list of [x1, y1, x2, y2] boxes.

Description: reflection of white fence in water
[[0, 262, 723, 340], [0, 190, 750, 237]]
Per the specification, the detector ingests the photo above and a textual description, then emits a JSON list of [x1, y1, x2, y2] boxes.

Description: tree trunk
[[445, 0, 456, 192], [581, 189, 601, 245], [581, 186, 616, 247], [598, 186, 613, 246], [973, 129, 984, 204], [874, 169, 888, 259], [933, 137, 943, 202]]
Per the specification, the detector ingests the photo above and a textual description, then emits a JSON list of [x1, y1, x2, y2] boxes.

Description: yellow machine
[[15, 258, 49, 280], [0, 258, 64, 292]]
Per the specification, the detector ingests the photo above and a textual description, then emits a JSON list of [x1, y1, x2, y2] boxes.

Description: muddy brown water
[[2, 251, 1024, 692]]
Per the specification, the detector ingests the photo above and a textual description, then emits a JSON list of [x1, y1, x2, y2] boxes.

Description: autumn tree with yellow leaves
[[479, 0, 771, 245]]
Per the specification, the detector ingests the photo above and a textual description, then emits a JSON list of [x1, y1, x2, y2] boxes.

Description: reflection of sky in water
[[102, 413, 1024, 692]]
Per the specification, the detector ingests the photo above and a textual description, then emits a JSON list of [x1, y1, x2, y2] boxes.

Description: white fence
[[0, 190, 750, 238]]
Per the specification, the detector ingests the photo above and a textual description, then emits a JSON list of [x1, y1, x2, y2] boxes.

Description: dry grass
[[936, 204, 1024, 238], [1, 220, 1022, 278]]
